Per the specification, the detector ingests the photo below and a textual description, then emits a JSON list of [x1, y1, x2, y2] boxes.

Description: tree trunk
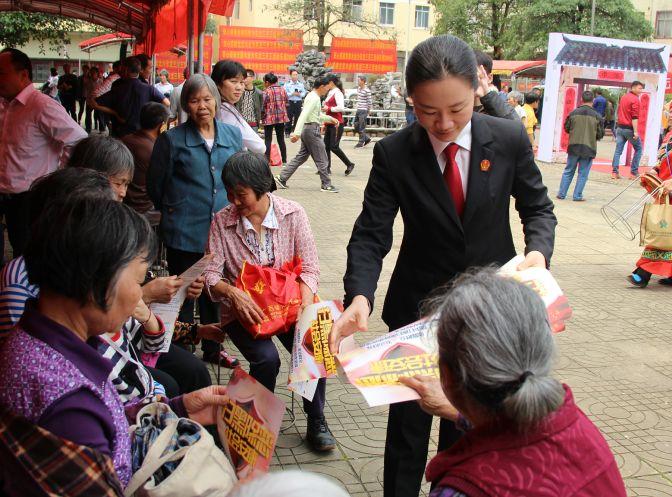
[[493, 45, 504, 60], [317, 32, 326, 51]]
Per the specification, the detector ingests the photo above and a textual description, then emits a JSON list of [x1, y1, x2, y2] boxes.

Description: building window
[[343, 0, 362, 21], [415, 5, 429, 29], [656, 11, 672, 38], [379, 2, 394, 25], [33, 62, 51, 84]]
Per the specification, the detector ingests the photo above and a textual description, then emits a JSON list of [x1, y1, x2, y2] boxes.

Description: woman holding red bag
[[203, 151, 335, 452]]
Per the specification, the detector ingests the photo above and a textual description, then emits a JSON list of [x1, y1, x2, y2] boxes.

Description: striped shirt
[[0, 256, 166, 403], [356, 86, 372, 111], [0, 257, 39, 333]]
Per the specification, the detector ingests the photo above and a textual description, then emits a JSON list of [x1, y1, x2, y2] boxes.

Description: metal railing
[[341, 108, 407, 134]]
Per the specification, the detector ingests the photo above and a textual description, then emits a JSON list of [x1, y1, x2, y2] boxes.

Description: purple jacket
[[0, 308, 132, 486]]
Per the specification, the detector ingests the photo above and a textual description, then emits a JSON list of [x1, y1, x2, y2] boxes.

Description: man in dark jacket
[[473, 50, 519, 121], [557, 90, 604, 201]]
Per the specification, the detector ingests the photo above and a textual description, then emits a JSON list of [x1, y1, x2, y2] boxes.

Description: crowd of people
[[0, 33, 633, 497]]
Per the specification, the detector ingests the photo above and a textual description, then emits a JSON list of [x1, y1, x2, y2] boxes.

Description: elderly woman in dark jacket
[[148, 73, 243, 366], [401, 270, 626, 497]]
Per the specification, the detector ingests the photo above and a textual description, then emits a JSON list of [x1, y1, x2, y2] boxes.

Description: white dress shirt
[[0, 84, 87, 194], [325, 87, 347, 113], [427, 121, 472, 197]]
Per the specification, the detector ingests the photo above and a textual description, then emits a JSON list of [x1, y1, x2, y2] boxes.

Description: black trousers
[[79, 100, 93, 132], [153, 342, 212, 395], [61, 97, 77, 121], [264, 123, 287, 163], [286, 101, 302, 136], [77, 98, 86, 122], [225, 320, 326, 419], [383, 393, 462, 497], [0, 192, 31, 267], [165, 246, 220, 356], [323, 123, 353, 171]]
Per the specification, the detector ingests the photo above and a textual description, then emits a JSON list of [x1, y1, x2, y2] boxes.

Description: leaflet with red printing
[[217, 368, 285, 478], [498, 255, 572, 333], [337, 319, 439, 407], [288, 300, 356, 401]]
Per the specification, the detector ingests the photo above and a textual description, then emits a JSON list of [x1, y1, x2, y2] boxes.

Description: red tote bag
[[235, 257, 302, 338]]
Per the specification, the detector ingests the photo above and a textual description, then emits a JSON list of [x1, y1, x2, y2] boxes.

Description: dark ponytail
[[405, 35, 478, 95]]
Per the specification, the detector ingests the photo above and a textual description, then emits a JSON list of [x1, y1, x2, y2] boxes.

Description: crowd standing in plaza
[[0, 30, 641, 496]]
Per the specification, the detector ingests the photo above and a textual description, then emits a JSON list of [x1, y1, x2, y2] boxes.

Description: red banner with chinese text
[[327, 37, 397, 74], [154, 35, 213, 83], [218, 26, 303, 74]]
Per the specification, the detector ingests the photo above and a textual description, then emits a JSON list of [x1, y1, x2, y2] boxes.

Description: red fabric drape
[[136, 0, 211, 55], [209, 0, 235, 16]]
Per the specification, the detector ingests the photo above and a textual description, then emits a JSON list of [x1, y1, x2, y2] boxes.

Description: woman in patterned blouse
[[203, 151, 336, 453]]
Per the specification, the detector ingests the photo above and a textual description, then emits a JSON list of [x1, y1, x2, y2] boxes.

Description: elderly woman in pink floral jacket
[[203, 151, 335, 452]]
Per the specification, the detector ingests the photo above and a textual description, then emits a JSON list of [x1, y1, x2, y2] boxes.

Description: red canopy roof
[[79, 32, 135, 51], [1, 0, 235, 54], [492, 60, 545, 76], [0, 1, 167, 40]]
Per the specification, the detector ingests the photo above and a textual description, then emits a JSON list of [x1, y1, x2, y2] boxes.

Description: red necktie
[[443, 143, 465, 218]]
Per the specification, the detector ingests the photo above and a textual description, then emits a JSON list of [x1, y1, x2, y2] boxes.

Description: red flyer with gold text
[[288, 300, 356, 401], [498, 255, 572, 333], [216, 368, 285, 478], [337, 319, 439, 407]]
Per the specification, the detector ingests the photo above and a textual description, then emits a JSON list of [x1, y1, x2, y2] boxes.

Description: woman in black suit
[[330, 35, 557, 497]]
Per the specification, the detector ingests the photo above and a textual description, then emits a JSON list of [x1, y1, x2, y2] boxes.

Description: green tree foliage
[[506, 0, 653, 59], [431, 0, 653, 60], [0, 12, 83, 54], [431, 0, 517, 59], [267, 0, 388, 52]]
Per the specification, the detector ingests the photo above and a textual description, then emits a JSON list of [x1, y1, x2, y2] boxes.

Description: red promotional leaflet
[[288, 300, 356, 401], [338, 255, 572, 407], [498, 255, 573, 333], [217, 368, 285, 478], [337, 319, 440, 408]]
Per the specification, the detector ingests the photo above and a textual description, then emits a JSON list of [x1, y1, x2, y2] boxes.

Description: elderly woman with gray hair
[[507, 90, 527, 123], [401, 269, 626, 497], [148, 74, 243, 367]]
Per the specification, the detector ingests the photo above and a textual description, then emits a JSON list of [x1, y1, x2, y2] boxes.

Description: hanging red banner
[[327, 37, 397, 74], [218, 26, 303, 74], [155, 35, 213, 83]]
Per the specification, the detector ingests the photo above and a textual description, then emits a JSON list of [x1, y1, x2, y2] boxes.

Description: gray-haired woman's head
[[509, 91, 524, 106], [227, 470, 350, 497], [428, 269, 564, 427], [181, 73, 221, 116]]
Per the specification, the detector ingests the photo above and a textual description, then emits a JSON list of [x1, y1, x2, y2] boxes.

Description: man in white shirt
[[47, 67, 59, 99], [0, 48, 87, 265]]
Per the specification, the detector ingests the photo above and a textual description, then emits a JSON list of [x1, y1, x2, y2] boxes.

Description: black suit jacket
[[344, 112, 557, 330]]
